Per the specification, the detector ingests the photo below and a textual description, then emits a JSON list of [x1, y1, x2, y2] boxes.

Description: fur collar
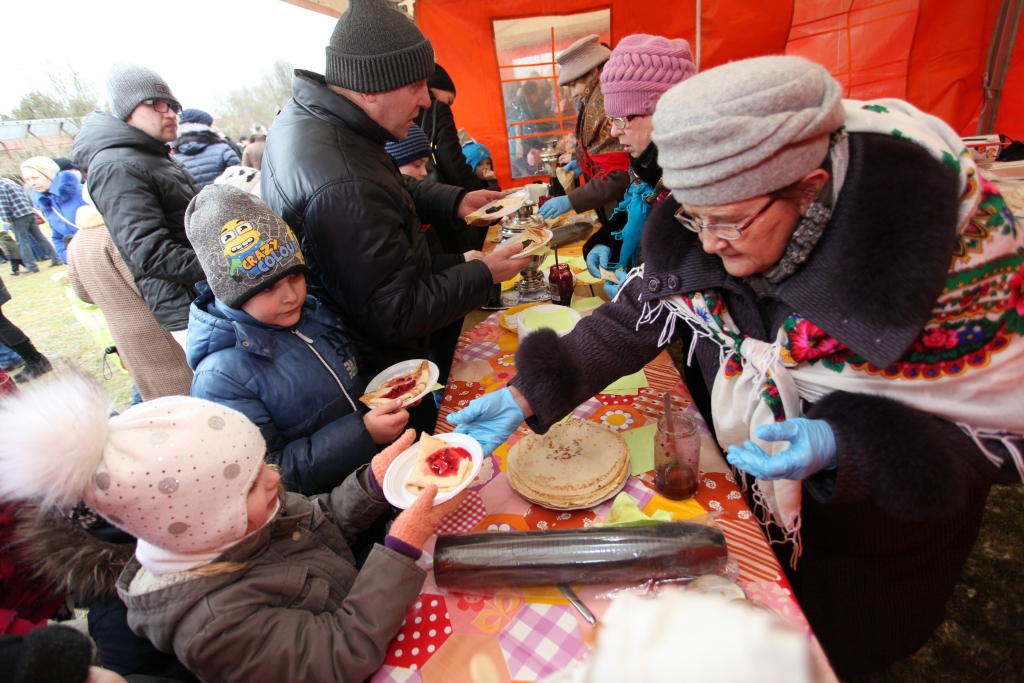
[[15, 506, 135, 601], [641, 133, 961, 365], [36, 170, 82, 206]]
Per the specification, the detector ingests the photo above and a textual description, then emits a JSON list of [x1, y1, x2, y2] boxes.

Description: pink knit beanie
[[0, 374, 265, 560], [601, 35, 697, 119]]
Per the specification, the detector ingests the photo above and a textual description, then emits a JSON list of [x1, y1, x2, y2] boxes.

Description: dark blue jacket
[[186, 283, 375, 495], [31, 170, 87, 262], [173, 129, 241, 187]]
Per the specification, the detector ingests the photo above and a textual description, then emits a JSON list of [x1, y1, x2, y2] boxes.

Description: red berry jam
[[428, 446, 472, 477]]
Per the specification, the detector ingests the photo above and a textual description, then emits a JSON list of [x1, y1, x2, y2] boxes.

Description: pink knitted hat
[[601, 35, 697, 118]]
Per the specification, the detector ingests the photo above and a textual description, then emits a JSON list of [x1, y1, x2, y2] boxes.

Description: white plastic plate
[[364, 359, 439, 408], [383, 432, 484, 509]]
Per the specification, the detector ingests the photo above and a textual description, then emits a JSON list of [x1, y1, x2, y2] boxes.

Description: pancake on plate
[[507, 421, 630, 509], [359, 360, 430, 407], [405, 433, 474, 494]]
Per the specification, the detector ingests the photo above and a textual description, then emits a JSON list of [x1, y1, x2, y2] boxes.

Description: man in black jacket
[[73, 63, 204, 349], [261, 0, 528, 431]]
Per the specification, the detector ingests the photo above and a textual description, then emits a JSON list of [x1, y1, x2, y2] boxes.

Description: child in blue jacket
[[184, 184, 408, 495]]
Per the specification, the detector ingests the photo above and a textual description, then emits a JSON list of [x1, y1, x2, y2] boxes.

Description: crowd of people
[[0, 0, 1021, 680]]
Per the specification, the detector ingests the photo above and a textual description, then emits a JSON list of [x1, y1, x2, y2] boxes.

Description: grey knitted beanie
[[325, 0, 435, 93], [185, 185, 306, 308], [106, 63, 180, 121], [652, 55, 846, 206]]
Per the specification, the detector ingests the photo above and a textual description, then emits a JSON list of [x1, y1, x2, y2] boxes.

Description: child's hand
[[371, 428, 416, 487], [364, 399, 410, 445], [390, 484, 468, 551]]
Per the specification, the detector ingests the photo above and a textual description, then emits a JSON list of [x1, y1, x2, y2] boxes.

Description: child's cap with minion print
[[185, 184, 307, 309]]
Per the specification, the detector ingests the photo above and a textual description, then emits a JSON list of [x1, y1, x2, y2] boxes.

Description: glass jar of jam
[[548, 263, 574, 307]]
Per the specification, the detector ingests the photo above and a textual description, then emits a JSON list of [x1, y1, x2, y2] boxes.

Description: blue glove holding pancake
[[585, 245, 612, 277]]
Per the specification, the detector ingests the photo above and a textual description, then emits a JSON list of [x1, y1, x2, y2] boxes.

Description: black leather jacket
[[73, 112, 204, 331], [261, 71, 492, 373]]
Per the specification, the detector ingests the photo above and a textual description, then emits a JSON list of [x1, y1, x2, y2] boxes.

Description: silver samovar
[[499, 201, 550, 305]]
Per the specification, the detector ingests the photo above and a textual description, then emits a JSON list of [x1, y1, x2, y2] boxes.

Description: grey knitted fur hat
[[106, 63, 180, 121], [185, 185, 306, 308], [652, 55, 846, 205], [325, 0, 435, 93]]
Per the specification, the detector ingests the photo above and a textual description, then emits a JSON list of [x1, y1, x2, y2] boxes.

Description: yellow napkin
[[601, 369, 649, 395], [567, 256, 588, 271], [521, 308, 576, 333], [595, 492, 673, 527], [431, 383, 444, 392], [570, 296, 603, 314], [576, 271, 603, 285], [622, 424, 657, 475]]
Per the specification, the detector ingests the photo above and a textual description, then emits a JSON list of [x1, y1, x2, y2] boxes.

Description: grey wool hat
[[325, 0, 435, 93], [106, 63, 180, 121], [557, 35, 612, 86], [652, 55, 846, 206], [185, 184, 306, 309]]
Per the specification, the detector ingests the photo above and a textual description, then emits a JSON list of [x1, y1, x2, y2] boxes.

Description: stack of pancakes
[[507, 421, 630, 509]]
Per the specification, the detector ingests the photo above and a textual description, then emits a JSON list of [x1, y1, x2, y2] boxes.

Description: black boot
[[10, 340, 52, 383]]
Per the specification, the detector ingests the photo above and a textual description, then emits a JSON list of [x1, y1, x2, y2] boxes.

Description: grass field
[[1, 261, 133, 410]]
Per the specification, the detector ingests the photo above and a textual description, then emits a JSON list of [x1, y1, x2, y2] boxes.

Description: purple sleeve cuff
[[385, 535, 423, 561], [367, 468, 385, 498]]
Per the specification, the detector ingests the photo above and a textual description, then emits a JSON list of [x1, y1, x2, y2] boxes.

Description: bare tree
[[214, 61, 294, 141], [9, 63, 99, 122]]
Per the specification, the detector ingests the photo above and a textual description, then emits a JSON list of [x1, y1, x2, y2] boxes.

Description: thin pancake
[[359, 360, 430, 407]]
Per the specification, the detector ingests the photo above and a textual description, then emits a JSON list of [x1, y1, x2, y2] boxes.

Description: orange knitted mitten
[[371, 429, 417, 488], [390, 485, 468, 551]]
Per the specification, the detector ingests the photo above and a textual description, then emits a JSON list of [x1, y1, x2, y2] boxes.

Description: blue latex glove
[[564, 159, 582, 176], [725, 418, 838, 481], [585, 245, 612, 277], [538, 195, 572, 219], [602, 268, 627, 299], [446, 388, 525, 456]]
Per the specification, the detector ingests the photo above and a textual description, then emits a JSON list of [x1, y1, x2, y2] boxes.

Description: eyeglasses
[[674, 197, 777, 240], [607, 114, 639, 129], [141, 99, 182, 115]]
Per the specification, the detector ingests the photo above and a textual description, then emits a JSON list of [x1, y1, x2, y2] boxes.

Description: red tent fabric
[[416, 0, 1020, 189]]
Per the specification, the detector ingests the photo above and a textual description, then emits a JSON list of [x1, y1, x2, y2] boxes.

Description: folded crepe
[[406, 433, 474, 494], [360, 360, 430, 407]]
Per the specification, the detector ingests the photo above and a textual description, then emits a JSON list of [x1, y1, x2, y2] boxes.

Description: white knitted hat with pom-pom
[[0, 373, 265, 562]]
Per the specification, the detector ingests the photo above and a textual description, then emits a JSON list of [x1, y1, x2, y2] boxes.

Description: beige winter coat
[[117, 467, 425, 683], [67, 205, 192, 400]]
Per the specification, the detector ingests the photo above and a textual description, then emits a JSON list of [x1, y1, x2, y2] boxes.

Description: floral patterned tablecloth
[[373, 224, 837, 683]]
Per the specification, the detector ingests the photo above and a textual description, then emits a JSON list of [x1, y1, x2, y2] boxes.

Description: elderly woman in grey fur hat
[[449, 55, 1024, 677]]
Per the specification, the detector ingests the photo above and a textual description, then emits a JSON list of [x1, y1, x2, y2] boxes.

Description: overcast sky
[[2, 0, 338, 116]]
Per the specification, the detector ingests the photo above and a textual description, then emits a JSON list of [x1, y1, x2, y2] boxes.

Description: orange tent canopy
[[411, 0, 1022, 189]]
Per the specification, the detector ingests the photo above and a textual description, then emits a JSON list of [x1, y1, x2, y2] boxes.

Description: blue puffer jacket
[[186, 283, 375, 495], [173, 127, 241, 187], [32, 170, 87, 263]]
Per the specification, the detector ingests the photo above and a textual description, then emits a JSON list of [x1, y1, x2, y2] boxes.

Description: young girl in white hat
[[0, 373, 461, 682]]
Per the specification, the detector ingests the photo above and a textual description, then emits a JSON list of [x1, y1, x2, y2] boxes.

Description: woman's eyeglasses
[[674, 197, 777, 240], [142, 99, 182, 115], [607, 115, 639, 128]]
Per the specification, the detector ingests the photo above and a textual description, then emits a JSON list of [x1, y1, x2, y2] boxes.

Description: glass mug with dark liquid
[[654, 411, 701, 500]]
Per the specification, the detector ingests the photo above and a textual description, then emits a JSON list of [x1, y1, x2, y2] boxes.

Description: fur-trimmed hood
[[15, 506, 135, 602], [173, 125, 225, 155], [640, 132, 960, 368], [32, 170, 82, 210]]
